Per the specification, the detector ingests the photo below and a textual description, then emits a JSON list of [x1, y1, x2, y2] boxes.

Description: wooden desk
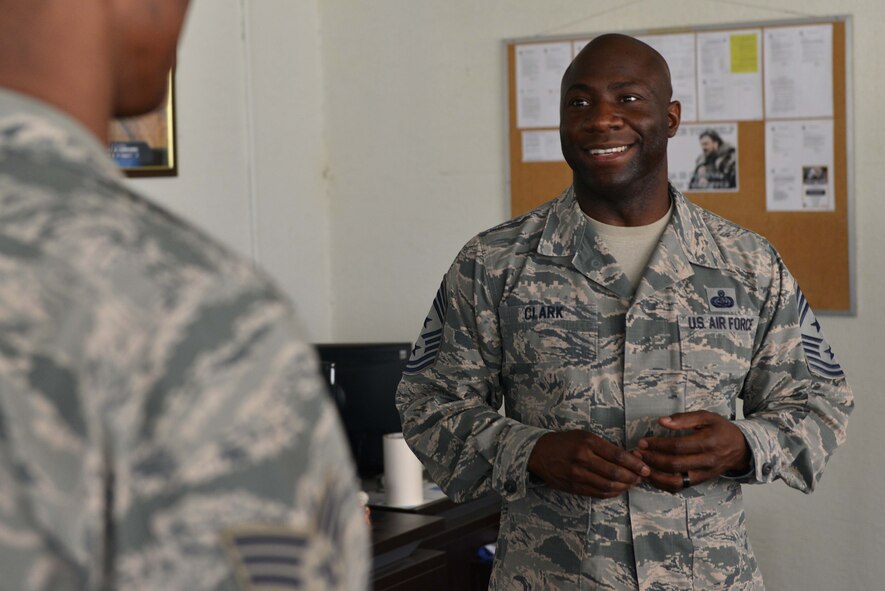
[[371, 510, 444, 565], [369, 488, 500, 591]]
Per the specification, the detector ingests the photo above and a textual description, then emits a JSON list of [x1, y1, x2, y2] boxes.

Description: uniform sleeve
[[111, 280, 370, 591], [396, 238, 549, 503], [732, 250, 853, 492]]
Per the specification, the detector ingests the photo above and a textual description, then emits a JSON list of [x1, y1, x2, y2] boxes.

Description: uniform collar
[[536, 186, 586, 258], [536, 185, 726, 298], [0, 86, 123, 183], [667, 184, 726, 270]]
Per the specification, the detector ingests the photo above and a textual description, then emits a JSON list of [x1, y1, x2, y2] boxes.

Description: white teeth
[[589, 146, 628, 155]]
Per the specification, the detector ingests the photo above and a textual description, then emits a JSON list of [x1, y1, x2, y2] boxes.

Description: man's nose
[[584, 101, 623, 131]]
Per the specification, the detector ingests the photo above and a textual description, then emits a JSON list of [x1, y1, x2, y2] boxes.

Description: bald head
[[563, 34, 673, 102], [558, 32, 681, 222]]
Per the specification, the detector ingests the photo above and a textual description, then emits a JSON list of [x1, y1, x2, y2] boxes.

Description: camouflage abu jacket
[[396, 186, 852, 590], [0, 88, 369, 590]]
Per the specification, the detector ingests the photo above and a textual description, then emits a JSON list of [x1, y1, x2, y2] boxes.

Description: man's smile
[[588, 144, 631, 156]]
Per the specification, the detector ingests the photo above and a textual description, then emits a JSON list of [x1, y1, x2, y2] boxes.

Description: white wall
[[244, 0, 333, 340], [128, 0, 253, 260], [127, 0, 333, 341], [320, 1, 883, 590]]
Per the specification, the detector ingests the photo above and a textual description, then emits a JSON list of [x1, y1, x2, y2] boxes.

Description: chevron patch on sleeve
[[403, 278, 447, 375], [222, 525, 339, 591], [797, 288, 844, 379]]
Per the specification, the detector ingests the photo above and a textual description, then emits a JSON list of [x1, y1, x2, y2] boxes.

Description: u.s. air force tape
[[403, 277, 447, 375]]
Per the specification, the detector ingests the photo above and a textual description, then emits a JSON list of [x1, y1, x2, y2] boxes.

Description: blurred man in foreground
[[0, 1, 368, 589]]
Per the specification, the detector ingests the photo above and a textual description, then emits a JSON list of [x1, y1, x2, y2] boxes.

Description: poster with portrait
[[107, 72, 176, 177], [668, 122, 739, 192]]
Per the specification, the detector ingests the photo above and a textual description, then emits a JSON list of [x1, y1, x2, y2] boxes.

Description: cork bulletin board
[[506, 16, 854, 313]]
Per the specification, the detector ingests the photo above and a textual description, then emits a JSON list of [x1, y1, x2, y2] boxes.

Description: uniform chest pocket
[[679, 314, 755, 414], [499, 304, 597, 370]]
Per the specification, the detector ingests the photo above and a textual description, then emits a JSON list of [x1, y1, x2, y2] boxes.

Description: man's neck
[[0, 79, 113, 143], [574, 181, 671, 227]]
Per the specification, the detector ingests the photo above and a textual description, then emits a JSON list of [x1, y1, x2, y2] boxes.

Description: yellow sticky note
[[730, 33, 758, 74]]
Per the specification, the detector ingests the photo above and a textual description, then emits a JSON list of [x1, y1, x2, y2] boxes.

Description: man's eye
[[570, 98, 590, 107], [621, 95, 640, 103]]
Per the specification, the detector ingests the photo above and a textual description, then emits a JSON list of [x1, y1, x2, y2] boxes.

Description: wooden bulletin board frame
[[505, 16, 854, 314]]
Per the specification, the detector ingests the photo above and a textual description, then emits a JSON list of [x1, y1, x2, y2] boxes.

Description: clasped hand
[[527, 411, 750, 498]]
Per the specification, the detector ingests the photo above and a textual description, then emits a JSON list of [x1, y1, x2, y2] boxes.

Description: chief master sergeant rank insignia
[[798, 287, 844, 379], [404, 278, 448, 374]]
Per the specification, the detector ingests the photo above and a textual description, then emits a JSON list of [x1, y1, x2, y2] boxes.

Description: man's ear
[[667, 100, 681, 138]]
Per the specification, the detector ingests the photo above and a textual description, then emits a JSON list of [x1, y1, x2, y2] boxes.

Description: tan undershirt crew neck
[[585, 205, 673, 294]]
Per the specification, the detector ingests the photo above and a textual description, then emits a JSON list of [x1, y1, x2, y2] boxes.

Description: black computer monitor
[[314, 342, 411, 479]]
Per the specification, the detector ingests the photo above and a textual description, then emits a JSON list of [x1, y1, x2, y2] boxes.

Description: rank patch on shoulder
[[404, 278, 447, 375], [798, 288, 844, 379], [706, 287, 737, 311], [222, 526, 322, 590]]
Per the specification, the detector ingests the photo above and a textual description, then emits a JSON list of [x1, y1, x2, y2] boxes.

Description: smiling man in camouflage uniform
[[397, 34, 852, 590], [0, 1, 368, 589]]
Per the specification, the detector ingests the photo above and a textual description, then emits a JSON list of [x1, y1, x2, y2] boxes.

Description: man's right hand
[[527, 431, 650, 498]]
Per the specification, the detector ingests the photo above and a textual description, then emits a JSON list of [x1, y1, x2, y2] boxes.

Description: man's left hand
[[634, 411, 751, 493]]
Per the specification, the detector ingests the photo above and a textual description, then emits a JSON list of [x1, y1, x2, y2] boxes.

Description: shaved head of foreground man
[[398, 34, 852, 590], [0, 1, 368, 589]]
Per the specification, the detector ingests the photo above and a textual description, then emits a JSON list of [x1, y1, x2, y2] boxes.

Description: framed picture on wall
[[108, 71, 177, 177]]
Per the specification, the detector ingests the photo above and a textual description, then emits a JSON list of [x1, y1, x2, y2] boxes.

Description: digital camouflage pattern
[[0, 88, 369, 591], [397, 185, 852, 590]]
